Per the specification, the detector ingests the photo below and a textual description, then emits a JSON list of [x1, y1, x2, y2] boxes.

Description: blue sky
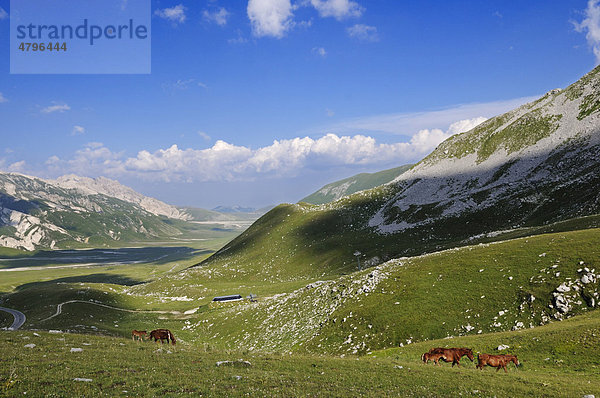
[[0, 0, 598, 208]]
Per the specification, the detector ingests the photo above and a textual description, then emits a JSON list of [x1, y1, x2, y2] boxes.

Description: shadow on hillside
[[14, 273, 145, 290], [0, 246, 211, 269], [198, 138, 600, 277], [0, 193, 41, 219]]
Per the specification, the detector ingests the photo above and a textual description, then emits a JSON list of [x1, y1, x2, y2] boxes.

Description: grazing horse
[[421, 351, 447, 365], [477, 353, 519, 372], [427, 347, 474, 367], [149, 329, 176, 345], [131, 330, 147, 341]]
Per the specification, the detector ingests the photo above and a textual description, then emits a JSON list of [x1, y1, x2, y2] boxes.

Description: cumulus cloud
[[0, 7, 7, 20], [41, 103, 70, 114], [46, 142, 124, 177], [346, 24, 378, 41], [574, 0, 600, 64], [309, 0, 363, 20], [247, 0, 365, 38], [155, 4, 187, 24], [447, 117, 488, 134], [247, 0, 294, 38], [72, 125, 85, 136], [203, 7, 230, 25], [47, 128, 464, 183], [0, 93, 7, 103]]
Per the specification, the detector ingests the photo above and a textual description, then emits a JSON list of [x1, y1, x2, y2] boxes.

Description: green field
[[1, 219, 599, 395], [1, 311, 598, 397]]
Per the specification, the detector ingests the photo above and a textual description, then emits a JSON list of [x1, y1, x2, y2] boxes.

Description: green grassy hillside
[[117, 226, 600, 356], [300, 165, 413, 205], [1, 311, 598, 397]]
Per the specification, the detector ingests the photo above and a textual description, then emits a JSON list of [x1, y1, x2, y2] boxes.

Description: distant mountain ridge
[[300, 165, 413, 205], [53, 174, 190, 220], [0, 172, 190, 251]]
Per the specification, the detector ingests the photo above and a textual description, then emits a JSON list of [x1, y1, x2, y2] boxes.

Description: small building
[[212, 294, 243, 302]]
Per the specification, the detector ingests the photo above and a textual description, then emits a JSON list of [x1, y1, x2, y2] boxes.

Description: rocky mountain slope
[[193, 66, 600, 283], [299, 165, 413, 205], [0, 173, 190, 251], [53, 175, 190, 220]]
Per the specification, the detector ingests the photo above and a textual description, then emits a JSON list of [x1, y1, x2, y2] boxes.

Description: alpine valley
[[1, 67, 600, 397]]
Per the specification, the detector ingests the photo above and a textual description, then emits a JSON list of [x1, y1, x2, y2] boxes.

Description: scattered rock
[[497, 344, 510, 351], [556, 283, 570, 293], [512, 322, 524, 331], [70, 348, 83, 353], [393, 365, 403, 369], [73, 378, 93, 382], [24, 344, 36, 348], [216, 359, 252, 367]]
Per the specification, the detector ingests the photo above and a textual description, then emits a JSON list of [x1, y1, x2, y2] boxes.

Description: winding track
[[40, 300, 190, 322], [0, 306, 26, 330]]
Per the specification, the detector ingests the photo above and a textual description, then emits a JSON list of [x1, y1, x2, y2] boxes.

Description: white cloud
[[574, 0, 600, 64], [41, 103, 70, 114], [309, 0, 363, 20], [7, 161, 26, 173], [203, 7, 230, 26], [247, 0, 294, 38], [0, 93, 7, 103], [43, 99, 530, 184], [197, 131, 211, 141], [312, 47, 327, 57], [72, 125, 85, 136], [46, 142, 124, 177], [155, 4, 187, 24], [447, 117, 488, 134], [48, 129, 464, 183], [347, 24, 378, 41], [0, 7, 7, 20]]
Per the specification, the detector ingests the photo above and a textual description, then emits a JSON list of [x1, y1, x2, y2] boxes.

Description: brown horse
[[421, 351, 447, 365], [477, 353, 519, 372], [427, 347, 474, 367], [149, 329, 176, 345], [131, 330, 147, 341]]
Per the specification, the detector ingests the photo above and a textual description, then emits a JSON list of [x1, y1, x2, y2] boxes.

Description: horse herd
[[132, 330, 518, 372], [131, 329, 176, 345], [421, 347, 520, 372]]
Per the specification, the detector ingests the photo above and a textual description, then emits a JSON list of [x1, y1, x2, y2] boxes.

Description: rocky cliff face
[[53, 175, 190, 220], [0, 173, 184, 251]]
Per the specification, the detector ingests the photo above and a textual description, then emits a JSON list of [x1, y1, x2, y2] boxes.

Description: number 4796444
[[18, 42, 67, 51]]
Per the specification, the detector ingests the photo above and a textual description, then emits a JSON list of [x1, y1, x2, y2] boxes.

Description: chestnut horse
[[131, 330, 147, 341], [149, 329, 176, 345], [421, 351, 447, 365], [477, 353, 519, 372], [426, 347, 474, 367]]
